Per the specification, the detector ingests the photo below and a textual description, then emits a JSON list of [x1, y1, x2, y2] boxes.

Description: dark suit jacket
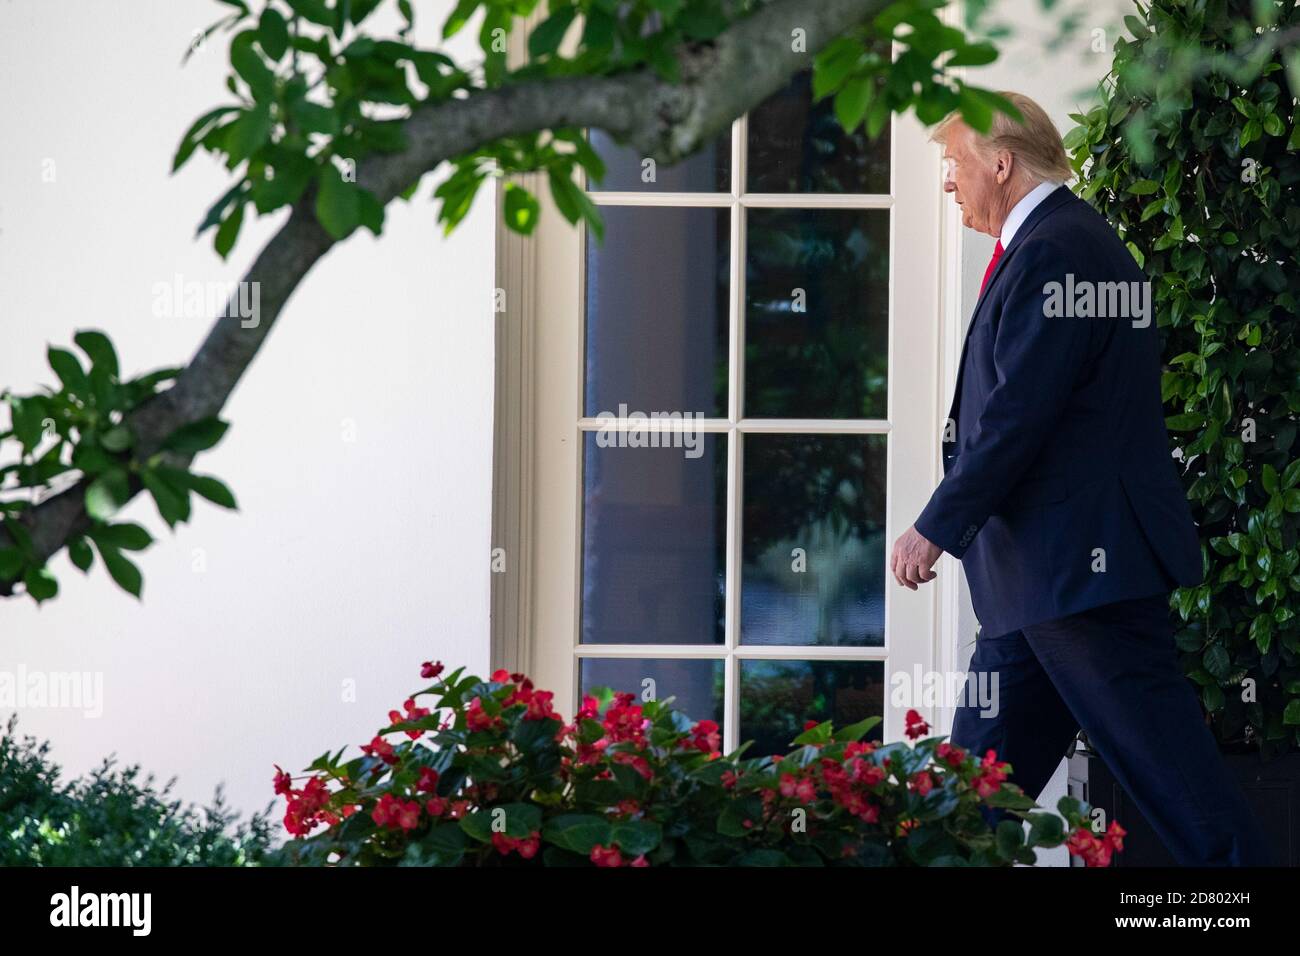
[[914, 185, 1202, 639]]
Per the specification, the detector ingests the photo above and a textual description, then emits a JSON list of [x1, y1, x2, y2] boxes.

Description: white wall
[[0, 0, 494, 819]]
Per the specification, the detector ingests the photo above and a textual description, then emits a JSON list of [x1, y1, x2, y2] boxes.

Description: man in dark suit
[[889, 91, 1274, 866]]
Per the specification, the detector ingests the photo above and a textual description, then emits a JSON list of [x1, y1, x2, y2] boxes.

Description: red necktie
[[979, 239, 1005, 297]]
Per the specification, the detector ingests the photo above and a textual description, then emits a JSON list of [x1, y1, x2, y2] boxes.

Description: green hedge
[[1066, 0, 1300, 756], [0, 716, 275, 866]]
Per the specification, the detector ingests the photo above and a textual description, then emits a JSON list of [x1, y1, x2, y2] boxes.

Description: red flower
[[425, 797, 447, 817], [611, 750, 653, 780], [389, 698, 431, 739], [465, 697, 501, 732], [971, 749, 1010, 798], [491, 668, 512, 683], [936, 742, 965, 767], [720, 770, 739, 790], [590, 844, 623, 867], [361, 736, 398, 765], [507, 683, 558, 721], [904, 709, 930, 740], [1104, 821, 1127, 851], [416, 766, 440, 793], [272, 765, 293, 796], [602, 693, 649, 745], [281, 775, 333, 837], [629, 854, 649, 867], [372, 794, 421, 831], [421, 660, 445, 679], [779, 772, 817, 804], [517, 831, 541, 859], [803, 719, 820, 731], [683, 719, 720, 753], [909, 770, 936, 796]]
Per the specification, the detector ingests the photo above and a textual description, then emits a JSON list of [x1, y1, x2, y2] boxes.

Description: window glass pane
[[580, 658, 724, 727], [585, 206, 729, 418], [741, 434, 886, 646], [739, 660, 884, 758], [581, 433, 726, 645], [746, 67, 890, 194], [587, 128, 730, 193], [744, 207, 889, 420]]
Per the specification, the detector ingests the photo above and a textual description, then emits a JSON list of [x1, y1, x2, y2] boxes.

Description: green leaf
[[834, 76, 873, 134], [946, 42, 998, 67], [172, 106, 241, 173], [315, 166, 363, 239], [224, 103, 274, 165], [1262, 464, 1279, 494], [502, 182, 540, 235], [163, 418, 230, 454], [1284, 699, 1300, 726], [0, 548, 25, 582], [1126, 179, 1160, 195], [214, 202, 245, 260], [541, 814, 612, 854], [609, 819, 662, 856], [180, 473, 238, 510], [231, 30, 277, 100], [96, 542, 143, 598], [1164, 413, 1203, 431], [24, 566, 58, 603], [995, 819, 1024, 858], [68, 536, 93, 572], [258, 6, 290, 60], [528, 7, 575, 58], [288, 99, 340, 135], [74, 330, 120, 379], [99, 426, 133, 453], [91, 522, 153, 552], [47, 347, 88, 395], [84, 469, 131, 521], [286, 0, 334, 26], [140, 469, 190, 527]]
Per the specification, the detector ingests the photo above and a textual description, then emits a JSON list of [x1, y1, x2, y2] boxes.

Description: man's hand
[[890, 525, 942, 590]]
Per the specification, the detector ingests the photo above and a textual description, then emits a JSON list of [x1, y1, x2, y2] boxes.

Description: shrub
[[0, 715, 275, 866], [1066, 0, 1300, 756], [273, 661, 1121, 867]]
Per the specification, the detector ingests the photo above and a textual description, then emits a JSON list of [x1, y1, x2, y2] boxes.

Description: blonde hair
[[931, 91, 1072, 185]]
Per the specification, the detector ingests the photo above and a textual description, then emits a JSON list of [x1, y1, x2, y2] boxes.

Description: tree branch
[[0, 0, 890, 594]]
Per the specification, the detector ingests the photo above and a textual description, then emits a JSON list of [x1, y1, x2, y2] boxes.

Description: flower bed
[[273, 661, 1122, 866]]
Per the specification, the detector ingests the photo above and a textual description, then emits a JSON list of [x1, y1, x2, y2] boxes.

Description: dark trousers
[[950, 593, 1276, 866]]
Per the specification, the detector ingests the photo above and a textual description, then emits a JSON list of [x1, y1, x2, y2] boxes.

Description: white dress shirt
[[1000, 180, 1063, 247]]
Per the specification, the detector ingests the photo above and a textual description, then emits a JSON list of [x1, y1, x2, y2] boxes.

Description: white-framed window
[[493, 21, 965, 751]]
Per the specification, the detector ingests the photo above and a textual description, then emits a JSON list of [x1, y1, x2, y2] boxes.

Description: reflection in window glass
[[586, 128, 731, 193], [580, 658, 724, 727], [746, 68, 891, 195], [739, 660, 884, 757], [585, 206, 729, 418], [581, 434, 727, 645], [744, 208, 889, 420], [741, 434, 886, 646]]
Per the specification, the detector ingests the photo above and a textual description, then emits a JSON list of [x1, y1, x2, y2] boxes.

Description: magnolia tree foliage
[[0, 0, 1020, 603], [1067, 0, 1300, 756]]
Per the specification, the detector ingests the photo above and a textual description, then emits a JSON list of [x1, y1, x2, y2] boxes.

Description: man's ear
[[995, 150, 1015, 185]]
